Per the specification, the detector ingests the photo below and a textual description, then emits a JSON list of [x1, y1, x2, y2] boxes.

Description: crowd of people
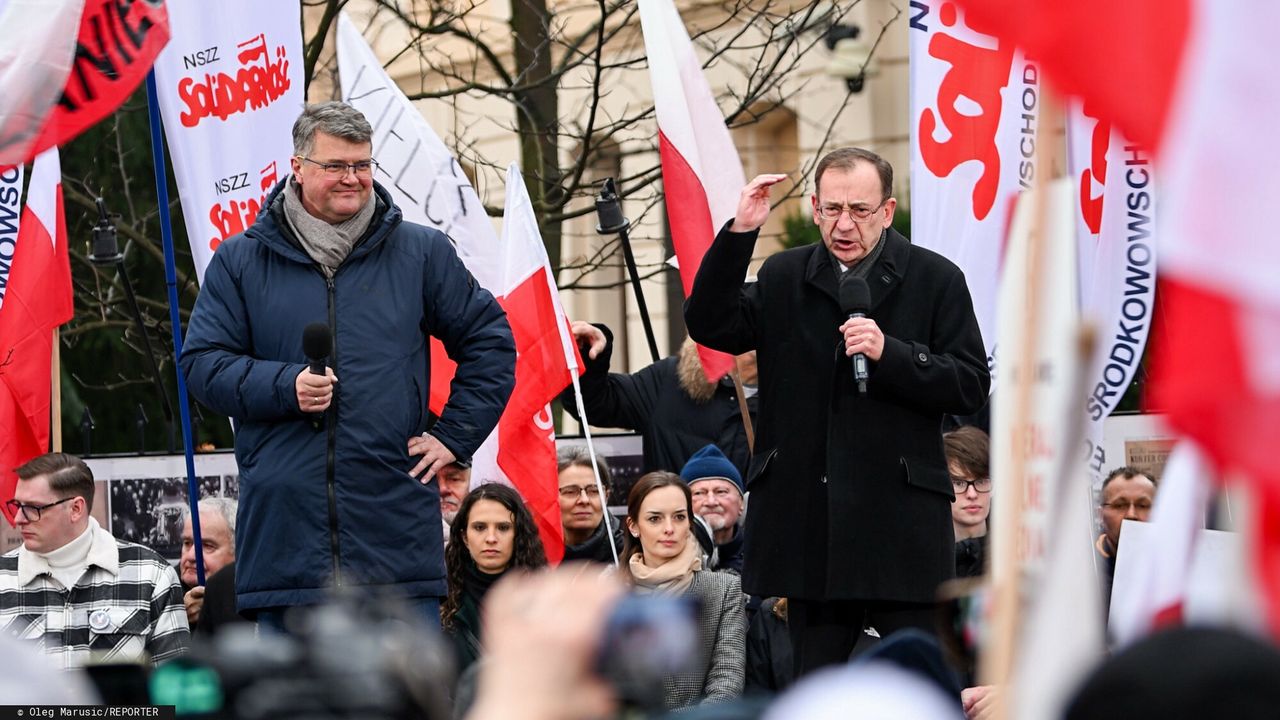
[[0, 101, 1251, 719]]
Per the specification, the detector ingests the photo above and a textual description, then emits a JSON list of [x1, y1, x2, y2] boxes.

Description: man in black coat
[[684, 148, 990, 677]]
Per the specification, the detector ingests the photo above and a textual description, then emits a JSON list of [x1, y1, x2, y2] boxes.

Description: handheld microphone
[[302, 323, 332, 376], [838, 276, 871, 396]]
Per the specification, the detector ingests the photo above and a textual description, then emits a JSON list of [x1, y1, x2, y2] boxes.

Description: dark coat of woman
[[685, 224, 990, 603]]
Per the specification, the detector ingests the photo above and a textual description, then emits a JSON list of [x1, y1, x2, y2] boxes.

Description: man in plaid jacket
[[0, 453, 188, 668]]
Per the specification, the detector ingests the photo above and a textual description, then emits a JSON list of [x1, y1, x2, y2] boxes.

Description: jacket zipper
[[324, 273, 343, 586]]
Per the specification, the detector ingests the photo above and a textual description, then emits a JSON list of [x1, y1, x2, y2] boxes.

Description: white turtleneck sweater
[[31, 522, 95, 590]]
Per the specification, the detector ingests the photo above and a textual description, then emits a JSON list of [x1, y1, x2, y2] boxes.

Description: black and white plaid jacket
[[0, 520, 190, 668]]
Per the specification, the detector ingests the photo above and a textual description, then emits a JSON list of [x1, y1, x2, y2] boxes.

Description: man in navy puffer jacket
[[181, 102, 515, 624]]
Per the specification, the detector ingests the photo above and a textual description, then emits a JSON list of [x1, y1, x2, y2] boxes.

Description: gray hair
[[182, 497, 238, 549], [292, 102, 373, 156], [557, 445, 612, 490], [815, 146, 894, 201]]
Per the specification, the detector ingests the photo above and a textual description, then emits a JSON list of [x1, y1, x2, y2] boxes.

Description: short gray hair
[[557, 446, 612, 491], [182, 497, 238, 549], [292, 102, 373, 156]]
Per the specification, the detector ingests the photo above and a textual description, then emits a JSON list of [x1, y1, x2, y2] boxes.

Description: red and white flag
[[638, 0, 742, 381], [954, 0, 1280, 635], [0, 148, 73, 525], [12, 0, 170, 167], [0, 0, 84, 167], [492, 163, 585, 563]]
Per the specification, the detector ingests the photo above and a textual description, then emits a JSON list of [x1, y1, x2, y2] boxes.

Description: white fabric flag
[[152, 0, 305, 284], [0, 0, 84, 167]]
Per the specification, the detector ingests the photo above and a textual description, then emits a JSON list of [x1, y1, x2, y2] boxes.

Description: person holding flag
[[685, 148, 989, 677], [180, 102, 515, 629]]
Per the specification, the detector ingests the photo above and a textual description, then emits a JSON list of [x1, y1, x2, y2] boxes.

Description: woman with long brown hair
[[441, 483, 547, 672], [623, 471, 745, 709]]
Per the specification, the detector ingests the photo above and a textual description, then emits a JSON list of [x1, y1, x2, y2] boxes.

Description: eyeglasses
[[5, 497, 74, 522], [558, 484, 602, 500], [298, 157, 379, 177], [1102, 500, 1153, 514], [817, 200, 886, 223], [951, 477, 992, 494]]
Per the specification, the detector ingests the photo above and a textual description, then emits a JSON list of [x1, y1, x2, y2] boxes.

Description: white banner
[[0, 163, 22, 312], [336, 13, 501, 290], [152, 1, 305, 284], [909, 0, 1040, 376], [1068, 104, 1158, 488]]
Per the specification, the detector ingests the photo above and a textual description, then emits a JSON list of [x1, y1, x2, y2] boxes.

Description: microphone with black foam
[[302, 323, 332, 426], [838, 276, 871, 396], [302, 322, 332, 377]]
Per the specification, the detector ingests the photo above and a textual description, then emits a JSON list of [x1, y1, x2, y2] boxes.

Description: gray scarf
[[282, 176, 376, 277], [832, 228, 889, 281]]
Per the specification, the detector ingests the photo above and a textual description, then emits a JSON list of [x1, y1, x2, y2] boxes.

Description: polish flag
[[0, 0, 84, 167], [0, 148, 73, 525], [639, 0, 743, 382], [954, 0, 1280, 633], [489, 163, 585, 563]]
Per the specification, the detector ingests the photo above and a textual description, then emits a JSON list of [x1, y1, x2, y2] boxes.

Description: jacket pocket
[[86, 606, 149, 657], [746, 449, 779, 490], [900, 456, 955, 499]]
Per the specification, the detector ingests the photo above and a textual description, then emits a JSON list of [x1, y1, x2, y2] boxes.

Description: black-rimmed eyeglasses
[[5, 497, 74, 522], [951, 477, 992, 494]]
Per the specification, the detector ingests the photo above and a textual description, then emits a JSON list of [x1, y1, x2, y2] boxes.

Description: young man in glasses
[[0, 453, 189, 668], [181, 102, 515, 631], [685, 147, 990, 678]]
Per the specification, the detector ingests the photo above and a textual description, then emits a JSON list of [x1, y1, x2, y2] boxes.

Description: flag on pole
[[494, 162, 585, 562], [0, 0, 84, 167], [0, 148, 73, 525], [19, 0, 170, 166], [638, 0, 742, 382], [954, 0, 1280, 635]]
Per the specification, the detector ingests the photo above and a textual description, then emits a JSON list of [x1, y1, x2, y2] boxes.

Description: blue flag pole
[[144, 69, 205, 587]]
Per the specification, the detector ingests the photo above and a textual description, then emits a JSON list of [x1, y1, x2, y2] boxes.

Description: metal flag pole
[[145, 70, 206, 586]]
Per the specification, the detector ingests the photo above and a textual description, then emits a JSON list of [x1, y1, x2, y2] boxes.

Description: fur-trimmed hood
[[677, 337, 719, 404]]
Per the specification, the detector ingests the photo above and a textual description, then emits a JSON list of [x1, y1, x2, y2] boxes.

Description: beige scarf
[[282, 176, 376, 278], [628, 531, 702, 594]]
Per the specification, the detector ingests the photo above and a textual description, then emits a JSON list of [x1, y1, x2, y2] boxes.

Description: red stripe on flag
[[1149, 277, 1280, 634], [658, 130, 736, 382], [0, 181, 73, 526], [495, 269, 576, 561]]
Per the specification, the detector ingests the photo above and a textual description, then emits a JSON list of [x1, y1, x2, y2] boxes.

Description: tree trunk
[[510, 0, 563, 271]]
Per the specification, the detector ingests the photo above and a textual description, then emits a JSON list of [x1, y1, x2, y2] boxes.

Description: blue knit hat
[[680, 444, 744, 494]]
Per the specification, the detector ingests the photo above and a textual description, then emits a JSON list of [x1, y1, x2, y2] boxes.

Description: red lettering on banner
[[1079, 102, 1110, 236], [207, 160, 280, 252], [177, 33, 291, 128], [917, 2, 1014, 221]]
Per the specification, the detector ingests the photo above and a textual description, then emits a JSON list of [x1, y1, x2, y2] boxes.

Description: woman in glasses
[[442, 483, 547, 674], [944, 426, 992, 578], [623, 472, 745, 709], [557, 447, 624, 565]]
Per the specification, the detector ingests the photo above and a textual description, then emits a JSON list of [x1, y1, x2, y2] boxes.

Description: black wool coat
[[685, 224, 990, 603]]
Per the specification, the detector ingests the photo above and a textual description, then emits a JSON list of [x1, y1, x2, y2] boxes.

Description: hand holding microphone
[[297, 323, 338, 413], [838, 276, 880, 395]]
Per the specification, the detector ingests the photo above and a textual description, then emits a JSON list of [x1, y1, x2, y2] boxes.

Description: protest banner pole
[[981, 92, 1066, 720], [145, 70, 206, 586], [52, 329, 62, 452]]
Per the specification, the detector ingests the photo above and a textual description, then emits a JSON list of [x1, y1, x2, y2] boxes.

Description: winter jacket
[[181, 180, 515, 611]]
